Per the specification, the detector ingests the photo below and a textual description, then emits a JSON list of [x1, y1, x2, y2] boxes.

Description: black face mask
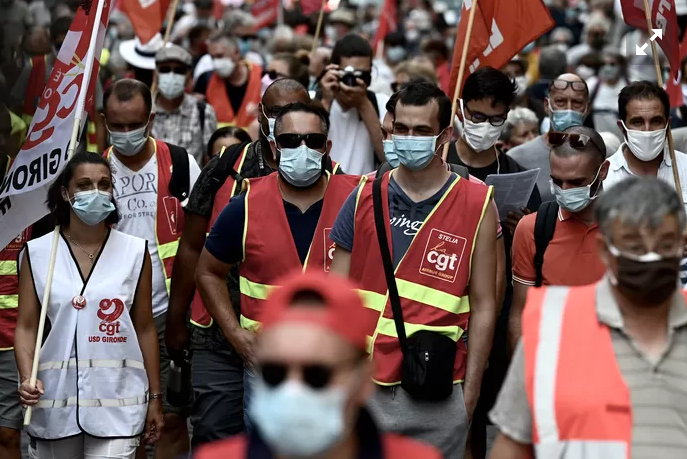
[[613, 255, 681, 305]]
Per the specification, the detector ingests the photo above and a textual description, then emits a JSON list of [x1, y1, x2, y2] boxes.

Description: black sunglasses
[[259, 362, 334, 390], [262, 69, 289, 80], [550, 79, 588, 93], [276, 133, 327, 150], [157, 65, 188, 75], [547, 131, 604, 154], [463, 104, 507, 127]]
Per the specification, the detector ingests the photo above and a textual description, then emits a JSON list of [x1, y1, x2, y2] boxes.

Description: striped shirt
[[489, 278, 687, 457]]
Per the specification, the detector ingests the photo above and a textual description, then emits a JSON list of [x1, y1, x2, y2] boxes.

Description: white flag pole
[[24, 0, 107, 426]]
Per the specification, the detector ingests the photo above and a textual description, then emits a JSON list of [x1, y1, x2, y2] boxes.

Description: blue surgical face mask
[[383, 139, 400, 168], [70, 189, 116, 226], [238, 38, 251, 57], [108, 122, 150, 157], [550, 166, 602, 213], [386, 46, 406, 64], [278, 144, 324, 187], [250, 380, 347, 457], [392, 133, 442, 171], [548, 101, 585, 132]]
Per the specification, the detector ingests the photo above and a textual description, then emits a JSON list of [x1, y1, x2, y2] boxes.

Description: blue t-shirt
[[205, 193, 324, 265], [330, 175, 456, 268]]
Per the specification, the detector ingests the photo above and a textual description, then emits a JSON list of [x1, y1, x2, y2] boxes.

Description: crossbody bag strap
[[372, 176, 409, 353]]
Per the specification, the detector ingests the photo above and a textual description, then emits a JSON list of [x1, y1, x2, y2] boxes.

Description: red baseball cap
[[260, 271, 371, 353]]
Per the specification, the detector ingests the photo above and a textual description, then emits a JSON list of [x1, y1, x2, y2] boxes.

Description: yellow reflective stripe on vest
[[0, 295, 18, 309], [158, 240, 179, 260], [239, 276, 275, 300], [240, 314, 261, 333], [357, 289, 386, 312], [376, 316, 463, 342], [396, 279, 469, 315], [0, 260, 17, 276]]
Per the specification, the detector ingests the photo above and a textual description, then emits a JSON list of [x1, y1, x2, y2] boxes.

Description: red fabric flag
[[301, 0, 322, 16], [620, 0, 680, 79], [372, 0, 398, 52], [448, 0, 555, 101], [120, 0, 171, 44], [666, 31, 687, 108], [251, 0, 279, 30]]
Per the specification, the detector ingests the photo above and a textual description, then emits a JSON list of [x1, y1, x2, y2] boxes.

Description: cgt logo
[[323, 228, 335, 272], [98, 298, 125, 336], [419, 229, 467, 283]]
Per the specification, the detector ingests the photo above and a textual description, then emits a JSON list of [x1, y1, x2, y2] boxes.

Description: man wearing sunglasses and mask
[[605, 81, 687, 287], [195, 102, 364, 428], [510, 126, 608, 353], [490, 177, 687, 459], [508, 73, 591, 202], [195, 271, 442, 459], [329, 81, 498, 459]]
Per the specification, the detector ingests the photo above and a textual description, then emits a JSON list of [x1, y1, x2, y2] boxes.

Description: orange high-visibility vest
[[238, 172, 365, 332], [351, 171, 492, 383], [522, 284, 634, 458], [207, 62, 262, 129], [104, 140, 184, 292], [190, 143, 250, 328]]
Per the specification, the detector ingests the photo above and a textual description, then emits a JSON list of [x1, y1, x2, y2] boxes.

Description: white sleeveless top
[[25, 229, 149, 440]]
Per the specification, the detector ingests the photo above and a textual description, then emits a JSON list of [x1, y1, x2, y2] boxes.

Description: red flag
[[120, 0, 171, 44], [620, 0, 680, 79], [448, 0, 554, 100], [372, 0, 398, 52], [251, 0, 279, 30], [666, 31, 687, 107], [301, 0, 322, 16]]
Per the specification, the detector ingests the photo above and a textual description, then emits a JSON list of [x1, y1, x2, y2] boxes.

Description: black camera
[[339, 66, 360, 87]]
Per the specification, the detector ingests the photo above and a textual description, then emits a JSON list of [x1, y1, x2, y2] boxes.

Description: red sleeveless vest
[[207, 63, 262, 128], [238, 173, 364, 332]]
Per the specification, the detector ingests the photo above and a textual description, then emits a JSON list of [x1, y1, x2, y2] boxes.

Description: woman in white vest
[[14, 152, 164, 458]]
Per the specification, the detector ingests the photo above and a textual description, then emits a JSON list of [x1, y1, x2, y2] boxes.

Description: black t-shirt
[[194, 69, 249, 115]]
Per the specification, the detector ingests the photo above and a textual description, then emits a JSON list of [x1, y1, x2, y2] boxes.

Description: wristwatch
[[150, 392, 163, 400]]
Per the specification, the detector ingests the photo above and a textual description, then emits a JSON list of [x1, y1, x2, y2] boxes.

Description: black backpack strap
[[448, 163, 469, 179], [375, 161, 392, 178], [197, 100, 206, 145], [208, 141, 250, 195], [533, 201, 559, 287], [366, 90, 380, 119], [167, 143, 190, 202], [372, 177, 408, 354]]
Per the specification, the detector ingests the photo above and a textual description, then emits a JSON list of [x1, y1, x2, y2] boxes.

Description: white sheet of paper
[[484, 169, 541, 221]]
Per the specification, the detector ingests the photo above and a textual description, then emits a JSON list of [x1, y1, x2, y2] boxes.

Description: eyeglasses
[[258, 362, 334, 389], [276, 133, 328, 150], [262, 69, 289, 80], [550, 79, 588, 93], [157, 65, 187, 75], [463, 104, 507, 127], [547, 131, 604, 155]]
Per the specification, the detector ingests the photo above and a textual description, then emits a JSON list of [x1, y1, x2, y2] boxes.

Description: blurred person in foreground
[[195, 272, 442, 459], [319, 34, 387, 175], [509, 73, 591, 202], [490, 176, 687, 459], [15, 152, 163, 457]]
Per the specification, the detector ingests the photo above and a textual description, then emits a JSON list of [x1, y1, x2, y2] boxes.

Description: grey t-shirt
[[330, 174, 456, 267], [506, 136, 553, 203]]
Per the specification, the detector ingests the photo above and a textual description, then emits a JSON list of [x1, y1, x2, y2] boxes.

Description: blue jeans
[[243, 368, 256, 433], [190, 350, 245, 450]]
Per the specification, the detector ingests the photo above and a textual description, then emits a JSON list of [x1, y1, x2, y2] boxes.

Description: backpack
[[167, 143, 191, 202], [533, 201, 559, 287], [375, 161, 469, 179], [208, 141, 252, 195]]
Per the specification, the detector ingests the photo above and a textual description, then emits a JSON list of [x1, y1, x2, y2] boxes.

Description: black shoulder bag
[[533, 201, 559, 287], [372, 177, 457, 401]]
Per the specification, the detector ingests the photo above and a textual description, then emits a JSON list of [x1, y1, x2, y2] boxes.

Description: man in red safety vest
[[489, 176, 687, 458]]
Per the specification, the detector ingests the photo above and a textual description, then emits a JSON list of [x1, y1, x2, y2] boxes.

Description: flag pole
[[24, 0, 107, 426], [310, 0, 327, 56], [442, 0, 478, 161], [642, 0, 682, 195], [151, 0, 183, 95]]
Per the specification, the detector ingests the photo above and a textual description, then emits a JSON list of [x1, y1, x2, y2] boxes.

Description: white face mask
[[157, 72, 186, 99], [621, 121, 667, 162], [213, 57, 235, 78], [515, 76, 528, 98], [460, 100, 505, 152]]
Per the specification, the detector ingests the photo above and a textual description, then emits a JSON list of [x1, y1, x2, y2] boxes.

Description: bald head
[[551, 125, 606, 165], [262, 78, 310, 108]]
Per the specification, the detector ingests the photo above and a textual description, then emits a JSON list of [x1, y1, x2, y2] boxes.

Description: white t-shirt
[[110, 144, 201, 318], [328, 93, 389, 175]]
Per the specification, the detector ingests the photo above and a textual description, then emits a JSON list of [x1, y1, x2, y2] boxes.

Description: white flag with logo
[[0, 0, 112, 251]]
